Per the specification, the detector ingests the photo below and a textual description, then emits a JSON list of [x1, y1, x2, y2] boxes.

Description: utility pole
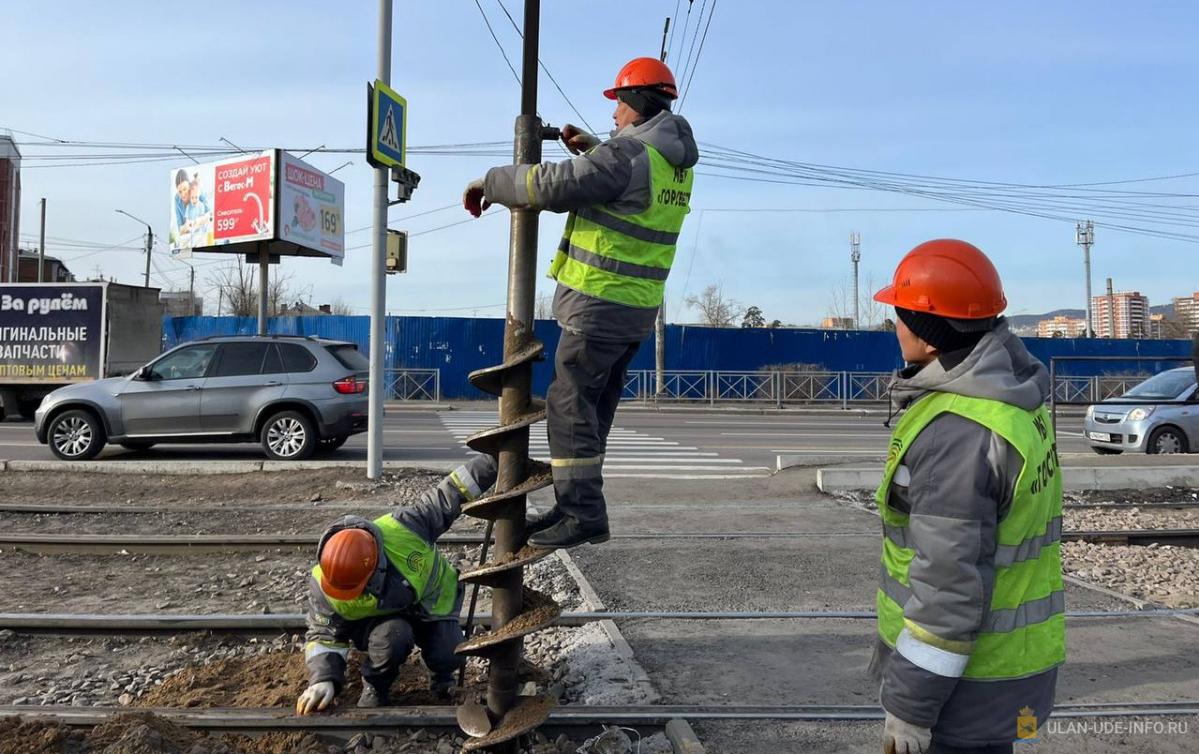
[[366, 0, 392, 481], [189, 265, 196, 315], [114, 209, 153, 289], [1076, 220, 1095, 338], [37, 198, 46, 283], [654, 17, 670, 397], [850, 232, 861, 329]]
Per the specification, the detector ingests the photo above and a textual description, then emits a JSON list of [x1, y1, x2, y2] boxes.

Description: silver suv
[[1084, 367, 1198, 455], [34, 335, 368, 461]]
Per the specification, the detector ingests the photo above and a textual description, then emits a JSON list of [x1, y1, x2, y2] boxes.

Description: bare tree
[[329, 298, 356, 316], [205, 258, 304, 317], [535, 292, 555, 320], [825, 272, 886, 330], [685, 284, 742, 327]]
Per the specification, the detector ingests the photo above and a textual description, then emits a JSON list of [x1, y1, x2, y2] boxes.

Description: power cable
[[673, 1, 696, 73], [493, 0, 597, 135], [676, 0, 709, 103], [472, 0, 523, 88], [665, 0, 683, 61], [677, 0, 716, 111]]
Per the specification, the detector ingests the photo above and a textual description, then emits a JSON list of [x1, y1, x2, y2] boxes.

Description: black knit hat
[[895, 307, 994, 353]]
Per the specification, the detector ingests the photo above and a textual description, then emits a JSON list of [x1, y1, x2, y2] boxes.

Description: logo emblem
[[1016, 706, 1039, 742], [405, 551, 426, 575]]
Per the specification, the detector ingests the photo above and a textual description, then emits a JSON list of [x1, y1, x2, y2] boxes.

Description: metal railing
[[385, 368, 440, 401]]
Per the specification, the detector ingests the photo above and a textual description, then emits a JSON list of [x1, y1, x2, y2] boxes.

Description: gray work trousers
[[348, 615, 463, 690], [546, 331, 640, 526]]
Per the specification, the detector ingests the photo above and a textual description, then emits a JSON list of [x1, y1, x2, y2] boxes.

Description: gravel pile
[[1062, 541, 1199, 607], [1066, 488, 1199, 505], [1066, 507, 1199, 531]]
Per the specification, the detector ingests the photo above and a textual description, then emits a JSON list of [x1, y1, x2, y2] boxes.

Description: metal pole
[[144, 228, 153, 288], [367, 0, 393, 480], [1106, 277, 1116, 339], [655, 302, 665, 397], [37, 198, 46, 283], [850, 232, 861, 329], [659, 17, 671, 61], [1076, 221, 1094, 338], [257, 250, 268, 336], [189, 266, 196, 315]]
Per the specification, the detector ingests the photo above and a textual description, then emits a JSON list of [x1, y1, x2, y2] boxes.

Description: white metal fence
[[1050, 374, 1150, 404], [385, 368, 441, 401]]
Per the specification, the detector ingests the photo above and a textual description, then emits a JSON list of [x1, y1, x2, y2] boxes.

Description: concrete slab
[[4, 459, 264, 475], [818, 464, 1199, 492]]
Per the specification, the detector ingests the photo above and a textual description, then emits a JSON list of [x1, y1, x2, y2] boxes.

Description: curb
[[0, 460, 462, 475], [777, 454, 885, 472], [817, 465, 1199, 493]]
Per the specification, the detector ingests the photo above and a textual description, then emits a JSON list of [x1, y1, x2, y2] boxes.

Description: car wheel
[[261, 410, 316, 461], [1091, 446, 1122, 455], [120, 441, 156, 451], [1146, 426, 1188, 455], [317, 435, 349, 453], [48, 409, 106, 460]]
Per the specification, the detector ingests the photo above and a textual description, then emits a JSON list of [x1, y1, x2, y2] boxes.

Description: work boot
[[527, 517, 610, 549], [357, 682, 390, 708], [524, 506, 563, 537]]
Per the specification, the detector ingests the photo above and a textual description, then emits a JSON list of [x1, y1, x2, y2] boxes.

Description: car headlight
[[1127, 407, 1154, 422], [1085, 404, 1094, 419]]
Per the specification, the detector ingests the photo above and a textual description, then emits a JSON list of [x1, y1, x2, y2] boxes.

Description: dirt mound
[[0, 717, 83, 754], [135, 650, 492, 709]]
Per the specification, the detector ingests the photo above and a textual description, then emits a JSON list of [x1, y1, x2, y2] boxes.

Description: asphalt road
[[0, 403, 1100, 472]]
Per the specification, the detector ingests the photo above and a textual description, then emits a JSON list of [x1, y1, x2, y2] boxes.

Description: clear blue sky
[[4, 0, 1198, 324]]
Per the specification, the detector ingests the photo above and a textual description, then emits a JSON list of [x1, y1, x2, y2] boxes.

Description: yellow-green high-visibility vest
[[313, 515, 459, 621], [876, 391, 1066, 680], [548, 145, 693, 309]]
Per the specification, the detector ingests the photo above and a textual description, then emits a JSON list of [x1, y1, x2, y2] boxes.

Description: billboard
[[278, 152, 345, 264], [168, 151, 275, 256], [168, 150, 343, 263], [0, 284, 105, 384]]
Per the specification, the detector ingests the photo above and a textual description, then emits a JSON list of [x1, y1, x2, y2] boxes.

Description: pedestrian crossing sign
[[368, 79, 407, 169]]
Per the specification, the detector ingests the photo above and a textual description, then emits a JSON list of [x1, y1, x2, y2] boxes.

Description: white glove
[[463, 178, 491, 218], [295, 681, 335, 715], [883, 712, 931, 754], [561, 124, 600, 155]]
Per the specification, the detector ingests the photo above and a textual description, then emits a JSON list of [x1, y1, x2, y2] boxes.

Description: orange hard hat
[[873, 239, 1007, 319], [604, 57, 678, 100], [319, 528, 378, 601]]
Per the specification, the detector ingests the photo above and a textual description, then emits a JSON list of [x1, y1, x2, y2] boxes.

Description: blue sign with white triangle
[[368, 80, 406, 169]]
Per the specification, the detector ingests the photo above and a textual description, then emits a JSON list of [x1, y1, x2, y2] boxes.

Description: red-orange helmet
[[319, 528, 378, 601], [873, 239, 1007, 319], [603, 57, 678, 100]]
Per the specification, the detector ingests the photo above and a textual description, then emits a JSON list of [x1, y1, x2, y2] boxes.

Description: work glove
[[561, 124, 599, 155], [295, 681, 336, 716], [883, 712, 931, 754], [462, 178, 490, 218]]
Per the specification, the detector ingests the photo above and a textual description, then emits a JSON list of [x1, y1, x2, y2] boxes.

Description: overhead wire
[[677, 0, 716, 111], [665, 0, 683, 62], [675, 0, 709, 103]]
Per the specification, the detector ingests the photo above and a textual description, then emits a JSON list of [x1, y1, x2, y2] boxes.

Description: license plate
[[1088, 432, 1112, 442]]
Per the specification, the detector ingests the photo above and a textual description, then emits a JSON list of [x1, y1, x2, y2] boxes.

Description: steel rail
[[1, 702, 1196, 729], [2, 607, 1195, 633], [3, 528, 1198, 554]]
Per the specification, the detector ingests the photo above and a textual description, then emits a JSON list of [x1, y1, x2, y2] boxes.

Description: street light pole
[[366, 0, 393, 481], [1076, 220, 1095, 338], [115, 209, 154, 288], [850, 232, 861, 329]]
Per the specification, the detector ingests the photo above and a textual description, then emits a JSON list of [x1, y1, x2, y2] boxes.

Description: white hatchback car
[[1083, 367, 1199, 455]]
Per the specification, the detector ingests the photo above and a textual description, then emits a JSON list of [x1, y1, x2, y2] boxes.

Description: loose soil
[[1067, 487, 1199, 505], [0, 470, 443, 507]]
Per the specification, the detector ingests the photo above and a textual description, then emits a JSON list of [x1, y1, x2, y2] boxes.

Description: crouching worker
[[295, 455, 497, 715]]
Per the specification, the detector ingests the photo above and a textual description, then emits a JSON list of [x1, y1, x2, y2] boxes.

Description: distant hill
[[1008, 304, 1175, 331]]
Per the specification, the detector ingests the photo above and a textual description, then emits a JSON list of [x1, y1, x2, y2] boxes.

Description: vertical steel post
[[37, 198, 46, 283], [257, 249, 268, 336], [367, 0, 393, 480], [486, 0, 542, 741], [144, 228, 153, 289]]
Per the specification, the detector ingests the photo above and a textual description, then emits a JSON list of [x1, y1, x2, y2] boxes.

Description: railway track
[[3, 528, 1198, 553], [1, 606, 1195, 634], [2, 701, 1196, 729]]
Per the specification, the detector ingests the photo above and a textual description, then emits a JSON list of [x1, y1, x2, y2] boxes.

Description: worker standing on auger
[[295, 456, 497, 715], [462, 57, 698, 550], [870, 240, 1065, 754]]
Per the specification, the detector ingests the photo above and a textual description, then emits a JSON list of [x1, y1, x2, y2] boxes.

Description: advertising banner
[[0, 284, 105, 384], [168, 151, 275, 255], [278, 152, 345, 263]]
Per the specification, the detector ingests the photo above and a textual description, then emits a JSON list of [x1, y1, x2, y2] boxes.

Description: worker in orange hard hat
[[461, 56, 698, 550], [295, 455, 497, 715], [870, 240, 1064, 753]]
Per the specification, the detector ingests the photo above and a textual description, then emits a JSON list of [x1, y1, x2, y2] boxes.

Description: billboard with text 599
[[168, 151, 275, 256], [278, 152, 345, 264]]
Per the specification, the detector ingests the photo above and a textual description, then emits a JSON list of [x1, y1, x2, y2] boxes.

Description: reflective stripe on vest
[[548, 145, 692, 309], [314, 517, 459, 620], [875, 392, 1066, 681]]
